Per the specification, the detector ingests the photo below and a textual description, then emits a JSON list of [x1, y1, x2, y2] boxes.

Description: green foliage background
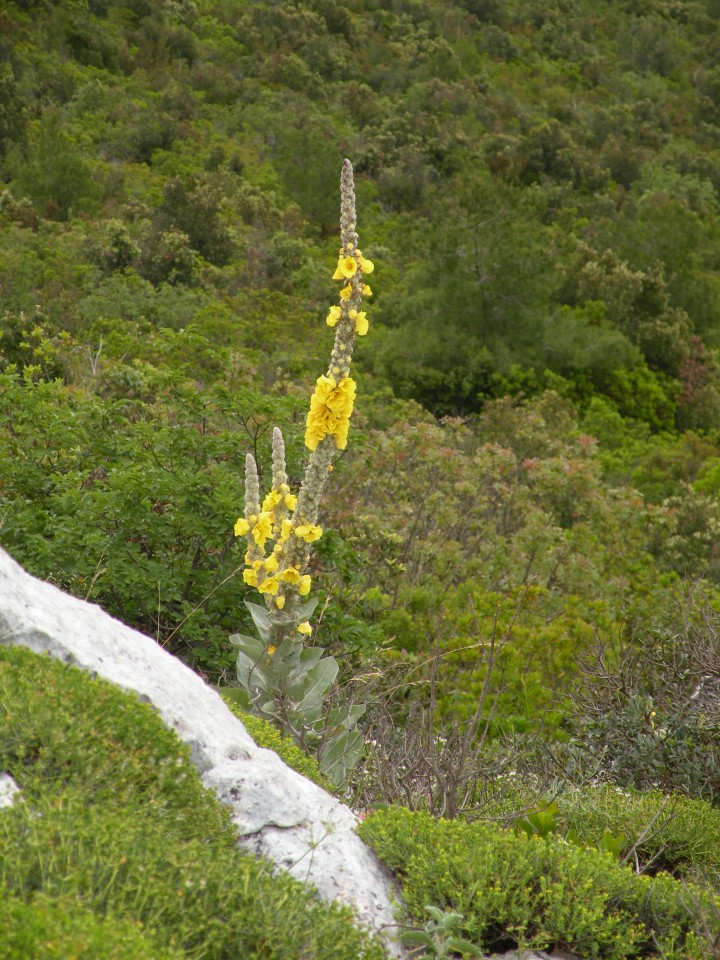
[[2, 0, 720, 726]]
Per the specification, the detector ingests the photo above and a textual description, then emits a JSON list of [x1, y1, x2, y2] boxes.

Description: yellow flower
[[295, 523, 322, 543], [234, 517, 250, 537], [267, 644, 276, 655], [243, 568, 258, 587], [263, 554, 279, 573], [340, 284, 352, 299], [305, 374, 356, 451], [298, 575, 311, 596], [280, 518, 294, 541], [361, 284, 372, 297], [262, 491, 282, 513], [326, 305, 342, 327], [252, 511, 274, 547], [338, 255, 358, 278], [358, 255, 374, 274], [280, 568, 301, 584], [275, 596, 285, 610], [335, 416, 350, 450], [354, 311, 369, 336], [258, 576, 279, 595], [297, 621, 312, 636], [284, 493, 297, 511]]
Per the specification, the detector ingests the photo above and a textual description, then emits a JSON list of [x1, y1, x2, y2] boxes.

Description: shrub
[[9, 114, 105, 220], [561, 602, 720, 804], [152, 175, 235, 267], [321, 398, 696, 730], [0, 890, 183, 960], [0, 370, 307, 680], [358, 806, 716, 958], [557, 785, 720, 883], [138, 227, 202, 286]]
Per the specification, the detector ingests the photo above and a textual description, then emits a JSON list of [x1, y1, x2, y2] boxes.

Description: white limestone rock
[[0, 771, 20, 809], [0, 547, 403, 957]]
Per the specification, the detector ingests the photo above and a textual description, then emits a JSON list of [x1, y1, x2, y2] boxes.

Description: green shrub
[[0, 370, 307, 681], [0, 646, 386, 960], [561, 608, 720, 803], [0, 645, 231, 827], [0, 889, 183, 960], [9, 114, 105, 220], [358, 807, 716, 958], [138, 227, 202, 286], [557, 785, 720, 883]]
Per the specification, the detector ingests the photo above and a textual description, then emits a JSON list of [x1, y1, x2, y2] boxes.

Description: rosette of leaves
[[229, 599, 365, 786]]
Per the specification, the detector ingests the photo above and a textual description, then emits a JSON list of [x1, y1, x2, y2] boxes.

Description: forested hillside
[[2, 0, 720, 730], [8, 1, 720, 955]]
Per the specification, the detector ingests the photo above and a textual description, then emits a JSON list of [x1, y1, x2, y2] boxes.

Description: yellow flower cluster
[[305, 374, 356, 451], [262, 489, 297, 514], [325, 244, 374, 336], [234, 486, 320, 603]]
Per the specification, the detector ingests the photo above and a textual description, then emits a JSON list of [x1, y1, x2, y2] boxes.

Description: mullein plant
[[230, 160, 373, 786]]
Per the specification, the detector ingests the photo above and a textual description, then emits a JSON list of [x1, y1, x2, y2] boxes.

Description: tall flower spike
[[266, 426, 296, 543], [280, 159, 366, 578], [230, 161, 371, 782], [244, 453, 260, 517], [327, 160, 362, 383], [235, 160, 372, 604], [242, 452, 264, 564], [271, 427, 287, 489]]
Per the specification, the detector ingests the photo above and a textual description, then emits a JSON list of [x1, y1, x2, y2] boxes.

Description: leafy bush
[[322, 398, 706, 729], [0, 890, 183, 960], [0, 370, 306, 680], [358, 806, 716, 958], [0, 646, 386, 960], [561, 602, 720, 804], [138, 227, 203, 286], [8, 113, 105, 220], [557, 785, 720, 883]]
